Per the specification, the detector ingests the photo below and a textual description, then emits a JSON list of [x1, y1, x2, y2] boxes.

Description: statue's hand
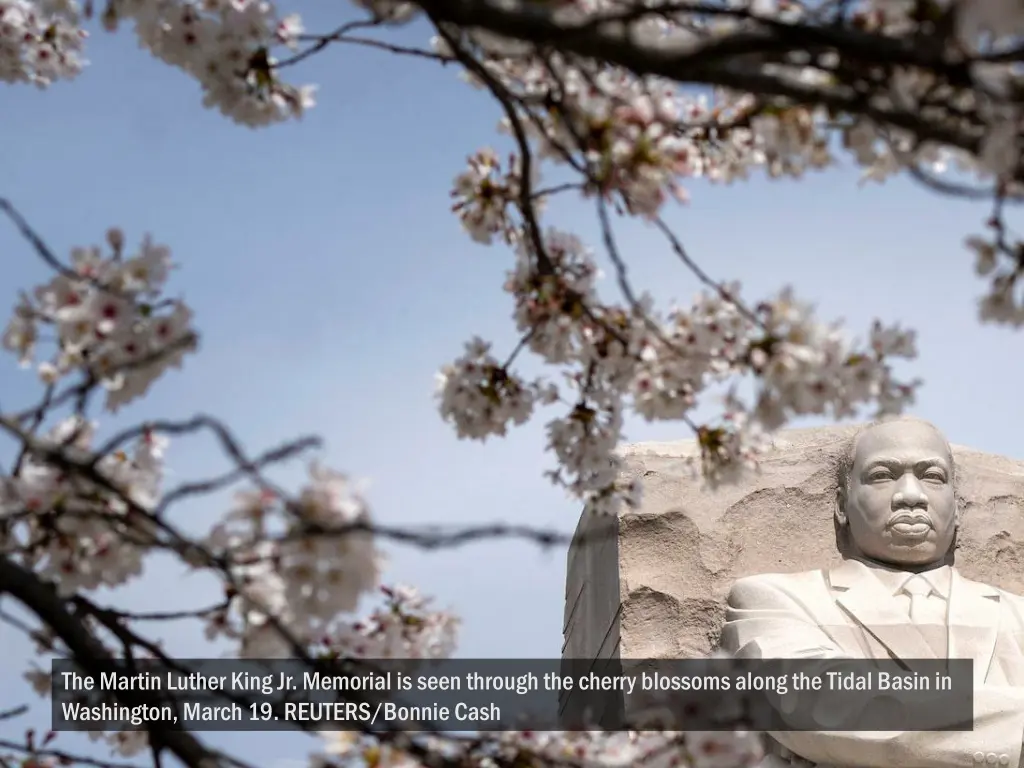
[[774, 744, 820, 768]]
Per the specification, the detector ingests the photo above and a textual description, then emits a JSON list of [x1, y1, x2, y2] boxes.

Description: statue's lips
[[888, 514, 932, 537]]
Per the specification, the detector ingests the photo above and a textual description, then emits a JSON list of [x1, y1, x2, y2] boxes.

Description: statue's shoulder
[[999, 585, 1024, 603], [955, 570, 1024, 608], [983, 579, 1024, 602], [728, 568, 829, 598], [993, 584, 1024, 629]]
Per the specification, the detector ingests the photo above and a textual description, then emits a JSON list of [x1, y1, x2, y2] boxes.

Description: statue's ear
[[834, 484, 848, 527]]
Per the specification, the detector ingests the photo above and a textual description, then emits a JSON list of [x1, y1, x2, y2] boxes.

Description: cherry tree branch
[[408, 0, 1003, 166], [0, 557, 219, 768]]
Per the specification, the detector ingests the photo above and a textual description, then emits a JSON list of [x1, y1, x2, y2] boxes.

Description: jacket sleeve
[[720, 574, 1024, 768]]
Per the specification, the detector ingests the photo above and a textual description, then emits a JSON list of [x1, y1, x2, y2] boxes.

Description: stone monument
[[561, 418, 1024, 737]]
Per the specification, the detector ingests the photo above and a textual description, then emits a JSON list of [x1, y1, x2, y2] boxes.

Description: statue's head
[[834, 416, 959, 568]]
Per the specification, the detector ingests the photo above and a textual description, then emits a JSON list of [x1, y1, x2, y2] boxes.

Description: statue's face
[[841, 421, 957, 567]]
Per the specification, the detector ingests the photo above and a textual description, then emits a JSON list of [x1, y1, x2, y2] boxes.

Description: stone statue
[[720, 417, 1024, 768]]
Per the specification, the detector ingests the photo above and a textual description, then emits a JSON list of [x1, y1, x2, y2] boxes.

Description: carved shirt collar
[[859, 559, 953, 600]]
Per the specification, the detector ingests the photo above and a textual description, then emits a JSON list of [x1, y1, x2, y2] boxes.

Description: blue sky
[[1, 2, 1022, 766]]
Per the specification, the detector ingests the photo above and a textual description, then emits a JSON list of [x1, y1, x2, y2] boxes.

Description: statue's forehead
[[853, 423, 951, 462]]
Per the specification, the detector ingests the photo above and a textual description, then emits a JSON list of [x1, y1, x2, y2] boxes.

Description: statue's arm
[[772, 690, 1024, 768], [720, 576, 1024, 768], [720, 574, 846, 659]]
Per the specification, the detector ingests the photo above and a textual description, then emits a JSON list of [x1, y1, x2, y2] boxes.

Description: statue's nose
[[892, 474, 927, 509]]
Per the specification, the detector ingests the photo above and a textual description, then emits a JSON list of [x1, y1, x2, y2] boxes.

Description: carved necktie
[[902, 575, 948, 658], [903, 576, 934, 623]]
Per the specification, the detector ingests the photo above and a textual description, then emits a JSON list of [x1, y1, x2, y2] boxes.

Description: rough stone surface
[[561, 424, 1024, 692]]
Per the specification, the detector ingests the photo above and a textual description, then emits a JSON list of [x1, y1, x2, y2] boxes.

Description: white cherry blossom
[[2, 231, 198, 412]]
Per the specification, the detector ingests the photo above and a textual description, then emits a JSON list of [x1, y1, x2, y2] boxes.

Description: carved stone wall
[[560, 425, 1024, 722]]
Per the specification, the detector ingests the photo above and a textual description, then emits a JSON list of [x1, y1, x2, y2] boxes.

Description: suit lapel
[[947, 570, 1001, 685], [829, 559, 938, 662]]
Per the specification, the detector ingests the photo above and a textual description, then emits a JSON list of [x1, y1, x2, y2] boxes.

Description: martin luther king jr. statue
[[720, 417, 1024, 768]]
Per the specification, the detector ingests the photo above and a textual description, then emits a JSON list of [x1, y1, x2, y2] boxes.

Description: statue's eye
[[922, 470, 947, 483], [866, 470, 892, 482]]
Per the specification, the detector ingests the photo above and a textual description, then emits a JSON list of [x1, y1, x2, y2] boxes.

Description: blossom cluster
[[0, 416, 166, 595], [965, 227, 1024, 327], [317, 583, 459, 660], [429, 0, 1014, 508], [103, 0, 313, 126], [430, 0, 1024, 380], [451, 148, 537, 245], [0, 0, 87, 86], [0, 232, 459, 762], [3, 0, 312, 126], [437, 220, 919, 507], [0, 228, 196, 593], [203, 465, 384, 658], [2, 228, 197, 412]]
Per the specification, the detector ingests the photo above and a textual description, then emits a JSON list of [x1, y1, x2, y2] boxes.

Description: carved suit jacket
[[719, 558, 1024, 768]]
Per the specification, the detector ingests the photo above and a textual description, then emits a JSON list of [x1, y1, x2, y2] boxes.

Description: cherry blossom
[[1, 229, 198, 413], [0, 416, 165, 595], [2, 0, 313, 125], [437, 225, 919, 509], [451, 149, 536, 245], [104, 0, 316, 126], [205, 464, 385, 657], [436, 337, 543, 441], [317, 584, 459, 660], [0, 0, 87, 86]]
